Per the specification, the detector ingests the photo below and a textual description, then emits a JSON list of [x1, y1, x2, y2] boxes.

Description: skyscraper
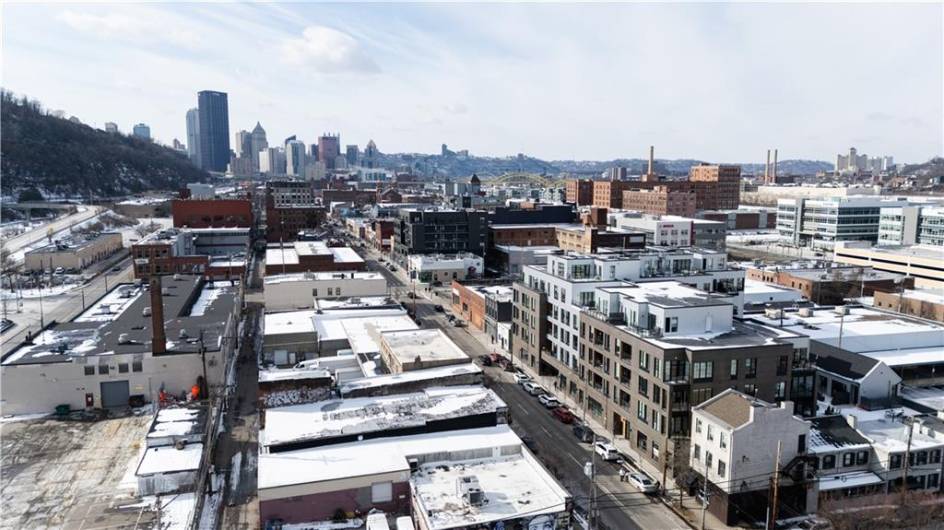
[[104, 122, 118, 133], [250, 122, 268, 173], [345, 144, 359, 166], [317, 134, 341, 170], [234, 130, 251, 158], [186, 108, 201, 166], [132, 123, 151, 140], [197, 90, 230, 172], [363, 140, 378, 168], [286, 140, 308, 176]]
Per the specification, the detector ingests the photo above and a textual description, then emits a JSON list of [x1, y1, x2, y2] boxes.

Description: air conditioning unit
[[835, 306, 849, 316], [798, 308, 813, 317], [765, 307, 783, 320], [457, 475, 484, 507]]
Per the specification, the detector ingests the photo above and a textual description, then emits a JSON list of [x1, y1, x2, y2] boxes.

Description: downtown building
[[196, 90, 230, 172], [775, 196, 912, 249], [510, 251, 815, 478], [265, 180, 326, 242]]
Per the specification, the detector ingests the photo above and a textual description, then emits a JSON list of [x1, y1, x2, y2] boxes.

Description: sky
[[3, 2, 942, 164]]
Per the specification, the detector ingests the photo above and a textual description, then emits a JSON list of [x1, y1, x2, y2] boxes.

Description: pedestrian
[[618, 468, 626, 482]]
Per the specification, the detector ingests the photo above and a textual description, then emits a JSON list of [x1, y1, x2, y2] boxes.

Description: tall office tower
[[259, 147, 286, 175], [186, 108, 201, 166], [104, 122, 118, 133], [286, 140, 308, 176], [250, 122, 268, 173], [345, 144, 359, 166], [363, 140, 378, 168], [317, 134, 341, 170], [197, 90, 231, 172], [234, 130, 251, 158], [309, 144, 319, 161], [132, 123, 151, 140]]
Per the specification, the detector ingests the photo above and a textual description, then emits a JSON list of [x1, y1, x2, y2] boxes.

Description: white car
[[594, 441, 619, 461], [628, 472, 659, 494], [522, 382, 545, 396], [513, 372, 531, 385], [537, 394, 560, 408]]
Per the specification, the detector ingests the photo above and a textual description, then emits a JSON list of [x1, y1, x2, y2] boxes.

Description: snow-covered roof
[[265, 271, 385, 285], [136, 443, 203, 476], [339, 363, 482, 395], [259, 425, 522, 490], [381, 329, 468, 365], [858, 417, 944, 453], [899, 385, 944, 413], [258, 367, 332, 383], [818, 471, 885, 491], [261, 386, 505, 449], [266, 247, 299, 266]]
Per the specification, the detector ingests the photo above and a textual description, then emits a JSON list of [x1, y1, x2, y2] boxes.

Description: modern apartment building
[[776, 197, 911, 249], [512, 271, 806, 477], [393, 209, 488, 258]]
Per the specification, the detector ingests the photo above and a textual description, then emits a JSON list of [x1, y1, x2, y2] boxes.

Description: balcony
[[585, 309, 625, 325]]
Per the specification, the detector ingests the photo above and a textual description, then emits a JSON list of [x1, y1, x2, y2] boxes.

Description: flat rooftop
[[743, 279, 804, 300], [857, 416, 943, 453], [264, 271, 385, 285], [26, 232, 121, 254], [339, 363, 482, 396], [632, 319, 800, 352], [381, 329, 468, 364], [899, 385, 944, 413], [836, 244, 944, 260], [2, 276, 236, 366], [601, 281, 734, 308], [259, 425, 523, 490], [265, 241, 363, 266], [261, 385, 506, 449], [748, 306, 944, 361]]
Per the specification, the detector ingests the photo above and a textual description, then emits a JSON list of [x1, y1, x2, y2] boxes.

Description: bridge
[[481, 172, 560, 187]]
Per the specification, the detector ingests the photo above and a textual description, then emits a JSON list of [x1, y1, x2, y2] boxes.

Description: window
[[797, 434, 806, 454], [692, 387, 713, 405], [775, 382, 786, 400], [729, 359, 738, 380], [693, 444, 701, 461], [639, 352, 650, 372], [916, 451, 928, 466], [692, 361, 713, 382], [842, 452, 855, 467], [744, 358, 757, 379], [638, 376, 649, 398], [371, 482, 393, 503], [637, 431, 648, 451], [695, 418, 702, 434], [719, 432, 727, 449], [98, 364, 109, 375], [707, 425, 714, 442], [931, 450, 942, 464], [717, 460, 726, 478], [84, 366, 95, 376], [777, 355, 789, 376], [118, 363, 129, 374], [665, 316, 678, 333], [743, 384, 757, 396], [821, 454, 836, 470], [890, 454, 903, 469], [132, 361, 143, 372], [929, 474, 940, 489], [705, 451, 713, 468], [637, 401, 648, 421]]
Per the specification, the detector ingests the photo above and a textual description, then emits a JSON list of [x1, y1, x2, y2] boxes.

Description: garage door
[[100, 380, 130, 408]]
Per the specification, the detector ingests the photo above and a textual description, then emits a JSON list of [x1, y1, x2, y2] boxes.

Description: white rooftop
[[743, 279, 804, 304], [381, 329, 468, 364], [265, 271, 385, 285], [858, 416, 944, 453], [818, 470, 884, 492], [136, 443, 203, 476], [258, 425, 523, 490], [258, 367, 332, 383], [340, 363, 482, 396], [261, 386, 504, 449], [899, 386, 944, 412]]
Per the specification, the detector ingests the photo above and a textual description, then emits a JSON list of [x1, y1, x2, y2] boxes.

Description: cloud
[[57, 9, 200, 49], [281, 25, 379, 74]]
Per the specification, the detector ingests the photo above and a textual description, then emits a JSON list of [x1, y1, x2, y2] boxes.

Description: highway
[[353, 243, 689, 530], [2, 205, 104, 258]]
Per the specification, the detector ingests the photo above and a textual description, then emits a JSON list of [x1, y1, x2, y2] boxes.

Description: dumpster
[[55, 404, 70, 416]]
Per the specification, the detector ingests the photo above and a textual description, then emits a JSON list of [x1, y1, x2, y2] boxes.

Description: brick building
[[688, 164, 741, 210], [621, 187, 697, 217], [871, 290, 944, 322], [565, 179, 594, 206], [264, 241, 366, 275], [745, 265, 914, 306], [592, 180, 631, 209], [172, 198, 253, 228], [266, 181, 326, 242]]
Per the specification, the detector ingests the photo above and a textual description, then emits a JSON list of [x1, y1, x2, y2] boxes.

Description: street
[[354, 243, 689, 530]]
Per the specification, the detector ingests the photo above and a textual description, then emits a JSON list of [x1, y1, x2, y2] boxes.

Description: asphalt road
[[355, 257, 688, 529], [3, 205, 103, 256]]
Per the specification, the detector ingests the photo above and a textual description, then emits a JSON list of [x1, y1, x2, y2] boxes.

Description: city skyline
[[3, 3, 942, 163]]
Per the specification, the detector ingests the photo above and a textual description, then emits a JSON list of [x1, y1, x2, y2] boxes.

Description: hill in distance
[[1, 91, 209, 198]]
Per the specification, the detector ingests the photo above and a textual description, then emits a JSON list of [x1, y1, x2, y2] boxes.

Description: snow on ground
[[197, 473, 223, 530], [228, 452, 242, 497], [117, 443, 148, 495], [282, 519, 364, 530], [157, 492, 196, 530], [2, 284, 78, 299], [0, 412, 51, 423]]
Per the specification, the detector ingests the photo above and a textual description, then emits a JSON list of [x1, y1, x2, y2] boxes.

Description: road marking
[[598, 484, 626, 507], [541, 426, 552, 437], [567, 453, 583, 466]]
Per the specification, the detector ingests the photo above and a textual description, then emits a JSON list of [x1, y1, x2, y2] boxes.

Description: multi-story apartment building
[[393, 209, 488, 258], [621, 187, 697, 217], [565, 179, 594, 206], [610, 213, 695, 247], [512, 274, 805, 477], [776, 197, 911, 249], [266, 181, 326, 242], [592, 180, 631, 209], [688, 164, 741, 211]]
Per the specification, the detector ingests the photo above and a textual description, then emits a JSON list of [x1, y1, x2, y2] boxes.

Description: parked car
[[627, 472, 659, 494], [538, 394, 561, 408], [446, 314, 456, 322], [54, 267, 64, 275], [478, 354, 493, 367], [552, 406, 575, 424], [513, 372, 531, 385], [407, 292, 416, 298], [572, 424, 594, 443], [453, 320, 465, 328], [594, 441, 620, 461], [433, 304, 445, 312], [522, 382, 545, 396]]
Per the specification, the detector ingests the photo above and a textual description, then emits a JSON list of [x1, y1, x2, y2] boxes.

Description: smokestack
[[773, 149, 778, 181], [150, 276, 166, 354], [765, 149, 770, 182], [648, 145, 655, 177]]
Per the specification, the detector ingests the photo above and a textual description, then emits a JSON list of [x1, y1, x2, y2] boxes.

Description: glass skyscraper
[[197, 90, 230, 172]]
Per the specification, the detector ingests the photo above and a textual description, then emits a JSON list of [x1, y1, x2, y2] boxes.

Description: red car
[[552, 406, 575, 424]]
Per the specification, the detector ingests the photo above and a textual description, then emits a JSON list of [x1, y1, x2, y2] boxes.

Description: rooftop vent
[[457, 475, 484, 507], [798, 307, 813, 317]]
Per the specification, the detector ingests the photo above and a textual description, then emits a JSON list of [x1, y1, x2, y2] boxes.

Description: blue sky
[[3, 2, 941, 163]]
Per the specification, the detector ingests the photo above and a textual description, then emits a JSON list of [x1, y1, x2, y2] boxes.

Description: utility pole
[[199, 330, 209, 399], [586, 433, 598, 530], [837, 309, 845, 350], [768, 440, 782, 530], [701, 455, 709, 530], [900, 417, 914, 502]]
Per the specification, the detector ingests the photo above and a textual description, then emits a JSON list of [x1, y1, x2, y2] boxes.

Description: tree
[[17, 187, 44, 202]]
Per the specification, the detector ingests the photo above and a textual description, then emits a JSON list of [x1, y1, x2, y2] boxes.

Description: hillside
[[1, 92, 209, 198]]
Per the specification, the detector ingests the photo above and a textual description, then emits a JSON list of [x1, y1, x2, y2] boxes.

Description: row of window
[[83, 361, 143, 375], [692, 444, 727, 478]]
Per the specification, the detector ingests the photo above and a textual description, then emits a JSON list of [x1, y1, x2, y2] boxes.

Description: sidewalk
[[461, 323, 736, 530]]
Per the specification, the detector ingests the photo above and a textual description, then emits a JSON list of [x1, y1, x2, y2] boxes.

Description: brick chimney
[[150, 276, 166, 354]]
